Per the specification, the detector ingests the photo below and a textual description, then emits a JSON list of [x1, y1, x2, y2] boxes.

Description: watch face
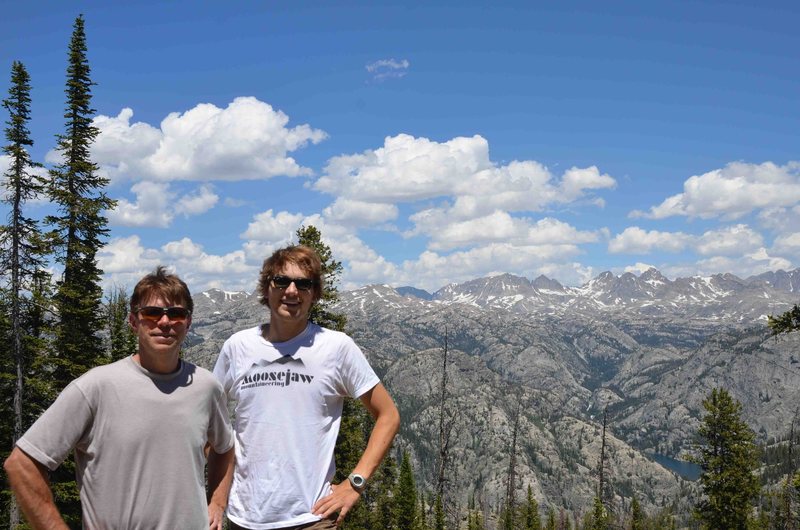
[[350, 473, 365, 488]]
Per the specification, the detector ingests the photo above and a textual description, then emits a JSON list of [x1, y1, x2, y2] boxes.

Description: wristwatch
[[348, 472, 367, 493]]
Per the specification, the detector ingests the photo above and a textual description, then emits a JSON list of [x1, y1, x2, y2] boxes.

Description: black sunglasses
[[270, 275, 317, 291], [136, 306, 192, 323]]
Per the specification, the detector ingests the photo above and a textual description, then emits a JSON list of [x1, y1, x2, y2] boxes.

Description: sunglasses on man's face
[[270, 275, 317, 292], [136, 306, 192, 323]]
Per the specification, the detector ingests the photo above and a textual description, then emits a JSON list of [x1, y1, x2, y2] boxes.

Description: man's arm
[[312, 383, 400, 525], [4, 447, 69, 530], [207, 446, 235, 530]]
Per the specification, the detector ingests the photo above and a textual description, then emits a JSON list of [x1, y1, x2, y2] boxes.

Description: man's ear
[[128, 312, 138, 331]]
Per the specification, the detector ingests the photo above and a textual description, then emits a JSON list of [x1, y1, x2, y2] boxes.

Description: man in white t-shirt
[[4, 266, 235, 530], [214, 245, 400, 529]]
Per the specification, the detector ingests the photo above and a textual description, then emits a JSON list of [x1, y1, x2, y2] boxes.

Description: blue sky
[[1, 1, 799, 293]]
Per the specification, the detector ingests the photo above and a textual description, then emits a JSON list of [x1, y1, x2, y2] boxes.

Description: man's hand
[[311, 384, 399, 526], [312, 480, 361, 526], [207, 446, 234, 530], [208, 500, 225, 530]]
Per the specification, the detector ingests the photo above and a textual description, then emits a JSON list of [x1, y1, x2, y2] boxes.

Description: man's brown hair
[[258, 245, 323, 307], [130, 266, 194, 313]]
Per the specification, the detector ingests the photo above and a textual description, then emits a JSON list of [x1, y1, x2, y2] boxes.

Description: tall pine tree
[[295, 225, 397, 529], [396, 449, 418, 530], [47, 14, 115, 384], [44, 15, 115, 526], [523, 485, 541, 530], [588, 495, 609, 530], [544, 507, 556, 530], [694, 388, 760, 529], [1, 59, 49, 529], [629, 496, 645, 530]]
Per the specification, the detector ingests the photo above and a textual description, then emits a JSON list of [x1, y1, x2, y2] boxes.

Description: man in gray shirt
[[4, 266, 235, 530]]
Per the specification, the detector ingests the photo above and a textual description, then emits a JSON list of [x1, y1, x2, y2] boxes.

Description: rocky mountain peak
[[532, 274, 565, 292]]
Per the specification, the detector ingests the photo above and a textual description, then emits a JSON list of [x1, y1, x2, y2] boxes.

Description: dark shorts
[[228, 517, 337, 530]]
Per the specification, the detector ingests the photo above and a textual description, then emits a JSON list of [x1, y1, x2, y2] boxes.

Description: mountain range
[[183, 267, 800, 518]]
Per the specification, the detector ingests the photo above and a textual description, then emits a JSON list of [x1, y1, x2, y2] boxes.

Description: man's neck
[[134, 351, 181, 374], [265, 319, 308, 343]]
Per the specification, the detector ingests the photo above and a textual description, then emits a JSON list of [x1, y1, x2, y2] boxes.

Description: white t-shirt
[[213, 323, 379, 529]]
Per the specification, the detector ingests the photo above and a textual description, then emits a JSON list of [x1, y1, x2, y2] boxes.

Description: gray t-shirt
[[17, 356, 234, 530]]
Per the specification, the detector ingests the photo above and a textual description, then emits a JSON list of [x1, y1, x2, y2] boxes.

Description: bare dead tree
[[503, 398, 522, 530], [434, 326, 461, 529], [436, 326, 450, 502], [598, 407, 609, 505], [790, 406, 800, 472]]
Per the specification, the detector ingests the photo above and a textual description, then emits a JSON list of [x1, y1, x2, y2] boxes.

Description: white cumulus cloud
[[98, 235, 260, 293], [694, 224, 764, 256], [108, 182, 219, 227], [317, 134, 493, 202], [773, 232, 800, 259], [175, 185, 219, 217], [322, 198, 398, 227], [631, 161, 800, 220], [109, 181, 175, 228], [428, 212, 600, 252], [91, 97, 327, 183], [241, 209, 307, 242], [608, 227, 692, 254], [609, 224, 765, 257], [316, 134, 615, 247]]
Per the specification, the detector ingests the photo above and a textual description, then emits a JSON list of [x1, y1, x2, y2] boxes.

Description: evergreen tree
[[295, 225, 399, 530], [106, 286, 136, 361], [588, 496, 609, 530], [433, 493, 445, 530], [370, 454, 398, 529], [335, 396, 374, 529], [629, 496, 645, 530], [768, 304, 800, 335], [772, 473, 800, 530], [524, 485, 541, 530], [44, 15, 114, 526], [545, 507, 557, 530], [0, 294, 13, 525], [466, 493, 485, 530], [498, 503, 516, 530], [47, 14, 114, 382], [396, 450, 418, 530], [296, 224, 346, 331], [1, 59, 49, 529], [694, 388, 760, 529]]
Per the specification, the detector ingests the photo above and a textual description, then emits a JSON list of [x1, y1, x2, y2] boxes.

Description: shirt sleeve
[[16, 381, 94, 471], [212, 341, 235, 396], [206, 384, 234, 454], [339, 337, 380, 399]]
